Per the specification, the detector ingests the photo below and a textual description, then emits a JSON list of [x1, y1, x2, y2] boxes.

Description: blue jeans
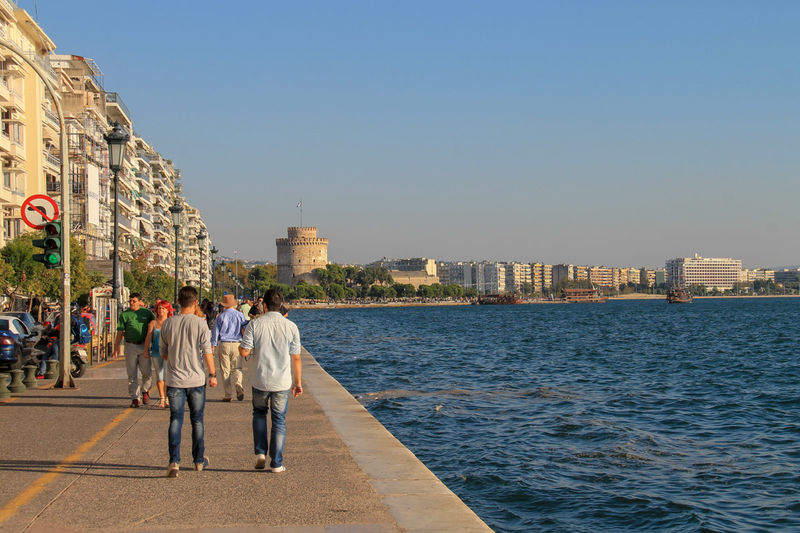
[[252, 388, 289, 468], [167, 385, 206, 465], [39, 342, 58, 375]]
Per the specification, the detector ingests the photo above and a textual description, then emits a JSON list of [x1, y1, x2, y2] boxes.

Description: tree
[[248, 264, 277, 297], [122, 243, 177, 304], [0, 232, 103, 310], [368, 284, 385, 299], [328, 283, 346, 300]]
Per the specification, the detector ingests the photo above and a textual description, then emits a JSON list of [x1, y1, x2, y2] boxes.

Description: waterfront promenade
[[0, 350, 490, 532]]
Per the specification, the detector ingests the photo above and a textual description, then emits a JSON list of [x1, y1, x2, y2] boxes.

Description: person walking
[[143, 300, 173, 408], [239, 298, 252, 321], [211, 294, 247, 402], [113, 293, 155, 408], [161, 286, 217, 478], [239, 288, 303, 473]]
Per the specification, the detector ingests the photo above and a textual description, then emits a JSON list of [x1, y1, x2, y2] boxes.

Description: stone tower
[[276, 227, 329, 285]]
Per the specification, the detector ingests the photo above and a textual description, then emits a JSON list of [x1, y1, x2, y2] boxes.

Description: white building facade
[[666, 254, 742, 290]]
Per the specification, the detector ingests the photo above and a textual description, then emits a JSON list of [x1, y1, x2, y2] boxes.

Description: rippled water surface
[[292, 299, 800, 532]]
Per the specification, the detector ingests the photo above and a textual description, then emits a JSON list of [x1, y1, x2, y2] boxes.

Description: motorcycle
[[34, 329, 89, 379]]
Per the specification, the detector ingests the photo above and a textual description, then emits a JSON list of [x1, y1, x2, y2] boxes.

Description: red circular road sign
[[21, 194, 60, 229]]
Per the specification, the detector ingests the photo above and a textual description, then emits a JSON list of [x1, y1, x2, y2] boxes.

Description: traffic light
[[32, 221, 62, 268]]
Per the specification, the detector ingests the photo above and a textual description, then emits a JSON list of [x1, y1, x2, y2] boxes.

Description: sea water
[[293, 298, 800, 532]]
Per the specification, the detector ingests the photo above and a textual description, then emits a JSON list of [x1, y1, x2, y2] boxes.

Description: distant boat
[[561, 287, 608, 303], [667, 287, 693, 304], [477, 294, 521, 305]]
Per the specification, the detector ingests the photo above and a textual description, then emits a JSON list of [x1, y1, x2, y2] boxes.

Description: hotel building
[[665, 255, 741, 290]]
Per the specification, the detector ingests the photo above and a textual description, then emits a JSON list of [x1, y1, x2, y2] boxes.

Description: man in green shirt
[[113, 293, 156, 407]]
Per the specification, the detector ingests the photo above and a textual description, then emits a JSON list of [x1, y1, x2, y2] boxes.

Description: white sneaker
[[270, 465, 286, 473], [255, 454, 266, 470], [166, 463, 179, 478]]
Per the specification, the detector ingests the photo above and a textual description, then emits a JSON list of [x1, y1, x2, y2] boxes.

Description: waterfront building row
[[0, 2, 210, 290], [437, 260, 667, 295]]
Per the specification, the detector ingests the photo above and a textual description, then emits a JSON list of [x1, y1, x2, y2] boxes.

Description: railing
[[21, 51, 58, 86], [105, 92, 131, 120], [44, 108, 59, 127], [46, 152, 60, 168], [119, 213, 132, 229], [137, 150, 151, 163], [117, 194, 134, 210]]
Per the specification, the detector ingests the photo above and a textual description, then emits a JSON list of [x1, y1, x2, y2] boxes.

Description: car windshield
[[7, 312, 35, 328]]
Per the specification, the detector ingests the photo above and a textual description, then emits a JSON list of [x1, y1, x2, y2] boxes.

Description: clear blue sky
[[22, 1, 800, 268]]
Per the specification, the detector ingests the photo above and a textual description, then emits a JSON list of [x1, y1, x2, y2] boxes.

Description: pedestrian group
[[113, 288, 303, 477]]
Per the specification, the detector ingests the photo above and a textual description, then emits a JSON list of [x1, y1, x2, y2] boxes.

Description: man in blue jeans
[[239, 288, 302, 472], [160, 286, 217, 478]]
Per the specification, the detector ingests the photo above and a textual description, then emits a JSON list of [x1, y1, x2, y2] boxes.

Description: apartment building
[[438, 261, 472, 288], [504, 262, 531, 294], [49, 54, 110, 259], [588, 266, 614, 287], [666, 254, 742, 290], [774, 269, 800, 284], [371, 257, 437, 276], [739, 269, 775, 283], [0, 5, 55, 247], [552, 264, 573, 287], [0, 2, 212, 291]]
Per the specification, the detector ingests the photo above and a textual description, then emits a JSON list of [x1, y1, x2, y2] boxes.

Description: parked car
[[0, 316, 38, 370], [2, 311, 42, 341]]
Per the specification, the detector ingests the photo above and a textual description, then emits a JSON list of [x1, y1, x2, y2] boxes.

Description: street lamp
[[197, 230, 206, 301], [169, 198, 184, 304], [104, 122, 130, 305], [210, 246, 218, 304]]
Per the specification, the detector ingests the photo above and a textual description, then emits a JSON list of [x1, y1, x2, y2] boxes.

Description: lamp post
[[234, 250, 238, 301], [169, 198, 184, 304], [210, 246, 218, 304], [197, 230, 206, 301], [104, 122, 130, 306]]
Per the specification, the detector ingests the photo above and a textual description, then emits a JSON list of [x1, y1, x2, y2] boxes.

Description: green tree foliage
[[248, 264, 277, 298], [0, 232, 103, 307], [122, 244, 178, 304]]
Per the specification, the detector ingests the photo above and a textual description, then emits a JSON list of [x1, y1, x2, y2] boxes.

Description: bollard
[[0, 372, 10, 399], [45, 359, 59, 379], [22, 365, 37, 387], [8, 369, 25, 393]]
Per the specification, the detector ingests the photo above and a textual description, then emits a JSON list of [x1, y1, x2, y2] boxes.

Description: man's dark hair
[[178, 286, 198, 308], [263, 288, 283, 311], [130, 292, 142, 300]]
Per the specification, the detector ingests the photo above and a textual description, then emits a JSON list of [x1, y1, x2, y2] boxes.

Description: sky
[[19, 1, 800, 268]]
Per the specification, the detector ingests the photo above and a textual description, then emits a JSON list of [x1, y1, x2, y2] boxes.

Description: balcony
[[117, 194, 135, 211], [45, 152, 60, 169], [118, 213, 133, 231], [20, 52, 59, 87], [44, 108, 59, 128], [105, 92, 131, 123]]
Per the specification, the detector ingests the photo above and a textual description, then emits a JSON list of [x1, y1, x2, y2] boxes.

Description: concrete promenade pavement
[[0, 350, 491, 532]]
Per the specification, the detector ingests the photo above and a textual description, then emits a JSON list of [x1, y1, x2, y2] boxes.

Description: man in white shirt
[[239, 289, 302, 472]]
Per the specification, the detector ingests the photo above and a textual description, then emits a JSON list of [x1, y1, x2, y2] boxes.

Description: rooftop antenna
[[34, 0, 39, 21]]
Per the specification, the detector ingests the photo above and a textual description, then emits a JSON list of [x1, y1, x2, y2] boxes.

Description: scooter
[[34, 334, 88, 378]]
